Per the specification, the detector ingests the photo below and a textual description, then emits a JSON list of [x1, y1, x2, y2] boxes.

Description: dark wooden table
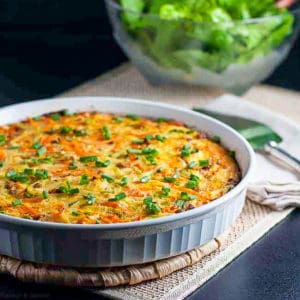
[[0, 2, 299, 299]]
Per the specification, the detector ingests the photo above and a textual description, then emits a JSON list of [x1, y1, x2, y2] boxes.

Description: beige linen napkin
[[206, 95, 300, 211]]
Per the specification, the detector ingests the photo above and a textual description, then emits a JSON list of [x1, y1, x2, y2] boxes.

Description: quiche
[[0, 110, 240, 224]]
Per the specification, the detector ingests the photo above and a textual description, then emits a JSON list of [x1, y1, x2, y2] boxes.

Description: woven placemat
[[0, 63, 298, 300]]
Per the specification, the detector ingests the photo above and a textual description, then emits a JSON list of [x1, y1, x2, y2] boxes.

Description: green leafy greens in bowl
[[118, 0, 294, 73]]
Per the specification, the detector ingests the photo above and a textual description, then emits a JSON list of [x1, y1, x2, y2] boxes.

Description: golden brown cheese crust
[[0, 111, 240, 224]]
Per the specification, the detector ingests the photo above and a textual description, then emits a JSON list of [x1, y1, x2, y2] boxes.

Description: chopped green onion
[[109, 192, 127, 201], [140, 175, 151, 183], [145, 134, 154, 142], [144, 197, 161, 214], [32, 116, 41, 121], [145, 155, 157, 165], [95, 160, 110, 168], [164, 173, 179, 183], [69, 162, 78, 170], [12, 199, 23, 206], [87, 193, 96, 205], [180, 192, 196, 201], [24, 168, 34, 175], [102, 126, 111, 140], [59, 181, 79, 194], [155, 134, 166, 142], [199, 159, 210, 167], [175, 200, 186, 209], [79, 156, 98, 163], [37, 146, 47, 156], [181, 145, 191, 157], [127, 149, 142, 154], [133, 138, 144, 145], [42, 190, 48, 199], [114, 116, 123, 123], [35, 169, 49, 180], [120, 177, 128, 186], [73, 129, 87, 137], [156, 117, 166, 123], [126, 114, 139, 121], [186, 174, 200, 189], [0, 134, 5, 146], [71, 211, 80, 217], [213, 135, 221, 143], [80, 174, 90, 185], [101, 174, 114, 183], [142, 148, 159, 156], [32, 142, 42, 149], [188, 161, 197, 169], [60, 126, 72, 134], [6, 170, 29, 183], [0, 161, 3, 167], [50, 113, 60, 121], [162, 187, 170, 197]]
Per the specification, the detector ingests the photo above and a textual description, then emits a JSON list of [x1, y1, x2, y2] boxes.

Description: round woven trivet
[[0, 232, 227, 288]]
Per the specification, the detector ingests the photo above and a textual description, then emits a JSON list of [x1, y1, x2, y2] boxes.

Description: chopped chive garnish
[[37, 146, 47, 156], [175, 200, 186, 209], [127, 149, 142, 154], [0, 161, 3, 167], [144, 197, 161, 214], [229, 150, 236, 158], [72, 211, 80, 217], [60, 126, 72, 134], [186, 174, 200, 189], [35, 169, 49, 180], [101, 174, 114, 183], [103, 126, 111, 140], [80, 174, 90, 185], [32, 142, 42, 149], [126, 114, 139, 121], [164, 173, 179, 183], [59, 181, 79, 194], [109, 192, 127, 201], [156, 167, 163, 173], [24, 168, 34, 175], [73, 129, 87, 136], [162, 187, 170, 197], [133, 138, 144, 145], [181, 145, 191, 157], [199, 159, 210, 167], [140, 175, 151, 183], [6, 170, 29, 183], [87, 193, 96, 205], [42, 190, 48, 199], [188, 161, 197, 169], [79, 155, 98, 163], [142, 148, 159, 156], [156, 117, 166, 123], [120, 177, 128, 186], [213, 135, 221, 143], [0, 134, 6, 146], [50, 113, 60, 121], [95, 160, 110, 168], [155, 134, 166, 142], [69, 162, 77, 170], [95, 220, 101, 224], [32, 116, 41, 121], [145, 155, 157, 165], [12, 199, 23, 206], [145, 134, 154, 142], [114, 116, 123, 123], [180, 192, 196, 201]]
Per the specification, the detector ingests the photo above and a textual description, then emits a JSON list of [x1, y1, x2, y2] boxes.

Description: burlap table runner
[[1, 63, 299, 300]]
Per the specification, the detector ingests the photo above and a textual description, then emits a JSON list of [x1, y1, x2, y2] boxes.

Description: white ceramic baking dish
[[0, 97, 255, 267]]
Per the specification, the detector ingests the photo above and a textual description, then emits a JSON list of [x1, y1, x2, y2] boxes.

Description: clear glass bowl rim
[[106, 0, 300, 26]]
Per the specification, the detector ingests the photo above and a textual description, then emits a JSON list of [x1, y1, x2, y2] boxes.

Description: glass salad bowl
[[105, 0, 300, 94]]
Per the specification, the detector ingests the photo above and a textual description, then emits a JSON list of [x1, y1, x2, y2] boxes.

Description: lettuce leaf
[[119, 0, 294, 73]]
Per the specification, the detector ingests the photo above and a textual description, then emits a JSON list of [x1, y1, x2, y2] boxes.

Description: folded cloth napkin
[[205, 95, 300, 211]]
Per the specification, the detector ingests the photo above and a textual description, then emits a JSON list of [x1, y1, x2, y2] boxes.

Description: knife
[[194, 108, 300, 174]]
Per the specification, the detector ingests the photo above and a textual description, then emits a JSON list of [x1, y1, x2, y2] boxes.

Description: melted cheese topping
[[0, 111, 240, 224]]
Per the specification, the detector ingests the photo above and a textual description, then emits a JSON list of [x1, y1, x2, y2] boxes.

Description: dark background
[[0, 1, 299, 299], [0, 0, 299, 107]]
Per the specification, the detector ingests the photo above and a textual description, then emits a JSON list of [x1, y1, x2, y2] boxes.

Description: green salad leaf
[[119, 0, 294, 73]]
